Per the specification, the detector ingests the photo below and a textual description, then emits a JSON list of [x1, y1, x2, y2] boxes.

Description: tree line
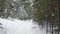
[[0, 0, 60, 34]]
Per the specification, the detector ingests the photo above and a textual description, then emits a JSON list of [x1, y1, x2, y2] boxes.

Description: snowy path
[[0, 18, 46, 34]]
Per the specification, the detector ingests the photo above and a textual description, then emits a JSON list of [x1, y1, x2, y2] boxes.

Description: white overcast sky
[[0, 18, 46, 34]]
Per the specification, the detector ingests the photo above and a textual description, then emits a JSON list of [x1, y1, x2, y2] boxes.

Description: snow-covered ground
[[0, 18, 46, 34]]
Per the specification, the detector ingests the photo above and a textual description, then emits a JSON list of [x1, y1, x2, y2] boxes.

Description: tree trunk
[[58, 0, 60, 34]]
